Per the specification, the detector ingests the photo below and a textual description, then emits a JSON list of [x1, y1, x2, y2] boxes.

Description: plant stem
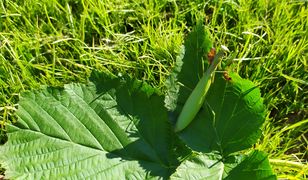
[[269, 159, 307, 170]]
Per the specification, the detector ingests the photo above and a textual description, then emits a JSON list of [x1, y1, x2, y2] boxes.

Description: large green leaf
[[0, 74, 186, 179], [171, 150, 276, 180], [164, 21, 265, 156], [179, 72, 266, 156]]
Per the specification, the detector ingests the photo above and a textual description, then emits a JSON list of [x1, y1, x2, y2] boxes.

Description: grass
[[0, 0, 307, 178]]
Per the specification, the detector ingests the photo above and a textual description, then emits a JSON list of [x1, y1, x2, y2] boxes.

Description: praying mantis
[[175, 45, 231, 132]]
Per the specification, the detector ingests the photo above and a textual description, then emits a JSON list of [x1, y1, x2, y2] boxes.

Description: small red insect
[[207, 47, 216, 64], [223, 71, 232, 81]]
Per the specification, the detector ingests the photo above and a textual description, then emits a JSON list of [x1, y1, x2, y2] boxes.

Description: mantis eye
[[207, 47, 216, 64], [223, 71, 232, 81]]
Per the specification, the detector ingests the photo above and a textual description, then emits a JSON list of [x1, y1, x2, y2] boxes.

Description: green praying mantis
[[175, 45, 232, 132]]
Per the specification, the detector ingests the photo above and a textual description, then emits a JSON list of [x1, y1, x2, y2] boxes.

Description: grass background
[[0, 0, 307, 178]]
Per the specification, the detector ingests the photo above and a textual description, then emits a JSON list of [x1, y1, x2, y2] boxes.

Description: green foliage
[[178, 72, 265, 156], [1, 75, 183, 179], [172, 151, 275, 180], [0, 0, 307, 178], [0, 23, 276, 179], [0, 74, 276, 179]]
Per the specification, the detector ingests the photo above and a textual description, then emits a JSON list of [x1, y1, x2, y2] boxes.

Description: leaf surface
[[171, 150, 276, 180], [0, 74, 184, 179]]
